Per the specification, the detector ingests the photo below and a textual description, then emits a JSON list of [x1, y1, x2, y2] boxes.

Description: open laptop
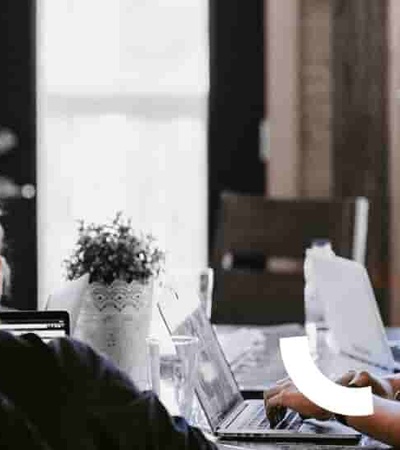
[[313, 254, 400, 373], [158, 297, 360, 443], [45, 274, 89, 334], [0, 310, 70, 343]]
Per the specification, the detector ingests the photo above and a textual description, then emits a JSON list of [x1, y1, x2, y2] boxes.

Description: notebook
[[157, 297, 360, 443], [0, 310, 70, 343], [313, 255, 400, 372]]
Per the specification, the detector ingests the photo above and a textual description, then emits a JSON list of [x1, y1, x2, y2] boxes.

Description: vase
[[74, 278, 155, 389]]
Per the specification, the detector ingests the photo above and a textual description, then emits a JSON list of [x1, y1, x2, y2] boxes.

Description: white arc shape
[[279, 337, 373, 416]]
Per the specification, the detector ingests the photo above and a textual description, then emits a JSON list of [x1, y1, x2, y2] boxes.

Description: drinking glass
[[147, 335, 199, 423]]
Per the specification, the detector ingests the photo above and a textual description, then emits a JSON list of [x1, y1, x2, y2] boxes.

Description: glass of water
[[170, 335, 199, 421], [147, 335, 199, 423]]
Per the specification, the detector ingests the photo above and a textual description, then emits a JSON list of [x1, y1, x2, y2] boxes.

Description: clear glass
[[146, 336, 161, 396], [147, 335, 199, 423], [170, 336, 199, 422]]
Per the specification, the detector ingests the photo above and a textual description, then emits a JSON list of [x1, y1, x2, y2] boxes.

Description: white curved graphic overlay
[[280, 336, 373, 416]]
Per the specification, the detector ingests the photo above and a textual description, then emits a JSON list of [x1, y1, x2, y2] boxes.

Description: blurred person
[[0, 331, 217, 449]]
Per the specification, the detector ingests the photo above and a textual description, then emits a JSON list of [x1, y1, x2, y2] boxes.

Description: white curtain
[[37, 0, 209, 306]]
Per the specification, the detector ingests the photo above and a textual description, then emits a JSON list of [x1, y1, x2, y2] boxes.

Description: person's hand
[[264, 369, 394, 427], [263, 377, 331, 426], [335, 369, 394, 399]]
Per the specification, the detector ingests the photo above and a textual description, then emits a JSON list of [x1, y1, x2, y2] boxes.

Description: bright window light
[[37, 0, 209, 306]]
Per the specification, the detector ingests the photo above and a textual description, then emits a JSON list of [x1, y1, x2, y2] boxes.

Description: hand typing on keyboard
[[263, 370, 400, 448], [265, 404, 286, 428], [263, 369, 395, 426], [263, 376, 332, 424]]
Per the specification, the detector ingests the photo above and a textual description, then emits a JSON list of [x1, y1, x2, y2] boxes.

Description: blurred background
[[1, 0, 400, 325]]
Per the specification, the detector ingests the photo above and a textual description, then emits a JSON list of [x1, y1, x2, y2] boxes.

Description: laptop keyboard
[[230, 404, 269, 430], [246, 405, 269, 429], [232, 404, 299, 431]]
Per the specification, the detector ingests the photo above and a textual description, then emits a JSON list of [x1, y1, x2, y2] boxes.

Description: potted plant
[[64, 212, 164, 386]]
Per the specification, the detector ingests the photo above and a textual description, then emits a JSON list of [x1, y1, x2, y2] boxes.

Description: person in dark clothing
[[0, 331, 217, 449]]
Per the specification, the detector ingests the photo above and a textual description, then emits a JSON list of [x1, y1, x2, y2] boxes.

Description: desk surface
[[213, 324, 395, 450], [215, 324, 400, 391]]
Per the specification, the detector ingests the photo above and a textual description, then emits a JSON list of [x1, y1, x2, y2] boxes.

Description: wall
[[266, 0, 300, 197], [266, 0, 332, 198], [300, 0, 332, 197]]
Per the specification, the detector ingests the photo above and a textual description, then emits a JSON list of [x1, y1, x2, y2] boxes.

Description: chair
[[210, 192, 369, 325]]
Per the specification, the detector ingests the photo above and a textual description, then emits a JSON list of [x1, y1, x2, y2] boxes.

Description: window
[[37, 0, 209, 304]]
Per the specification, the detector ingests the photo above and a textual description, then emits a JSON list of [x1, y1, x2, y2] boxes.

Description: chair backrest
[[210, 192, 369, 325]]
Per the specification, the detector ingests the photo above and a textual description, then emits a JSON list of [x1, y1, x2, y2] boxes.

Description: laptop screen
[[158, 301, 243, 429], [313, 255, 394, 371], [0, 311, 70, 344]]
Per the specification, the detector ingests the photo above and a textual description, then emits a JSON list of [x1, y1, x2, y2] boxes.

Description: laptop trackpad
[[299, 418, 360, 437]]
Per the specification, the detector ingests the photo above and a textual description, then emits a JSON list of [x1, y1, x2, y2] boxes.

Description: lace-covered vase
[[74, 278, 155, 388]]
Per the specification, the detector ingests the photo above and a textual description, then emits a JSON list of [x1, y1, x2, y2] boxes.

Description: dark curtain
[[208, 0, 265, 258], [0, 0, 37, 310]]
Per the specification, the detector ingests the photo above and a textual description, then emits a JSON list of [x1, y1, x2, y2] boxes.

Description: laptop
[[45, 274, 89, 334], [313, 254, 400, 373], [0, 310, 70, 343], [157, 297, 360, 443]]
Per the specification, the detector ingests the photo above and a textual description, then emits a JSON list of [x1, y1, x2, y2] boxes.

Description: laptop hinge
[[217, 400, 247, 430]]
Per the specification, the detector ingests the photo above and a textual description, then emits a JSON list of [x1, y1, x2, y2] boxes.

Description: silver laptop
[[313, 255, 400, 372], [158, 297, 360, 443]]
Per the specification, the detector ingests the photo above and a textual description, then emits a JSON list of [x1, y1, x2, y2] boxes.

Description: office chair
[[210, 192, 369, 325]]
